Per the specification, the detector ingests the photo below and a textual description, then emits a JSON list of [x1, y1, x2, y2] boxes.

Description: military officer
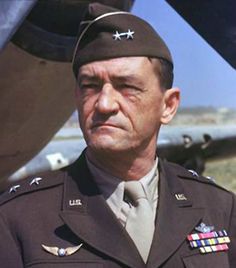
[[0, 3, 236, 268]]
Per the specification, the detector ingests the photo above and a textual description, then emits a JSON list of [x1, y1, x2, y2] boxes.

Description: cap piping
[[72, 11, 133, 64]]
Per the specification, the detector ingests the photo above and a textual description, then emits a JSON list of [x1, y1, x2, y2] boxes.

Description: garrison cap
[[72, 3, 173, 78]]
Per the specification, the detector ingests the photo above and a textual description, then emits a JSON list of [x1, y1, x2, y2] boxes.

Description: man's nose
[[95, 83, 119, 114]]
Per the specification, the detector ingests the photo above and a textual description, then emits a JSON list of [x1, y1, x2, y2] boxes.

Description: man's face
[[75, 57, 169, 155]]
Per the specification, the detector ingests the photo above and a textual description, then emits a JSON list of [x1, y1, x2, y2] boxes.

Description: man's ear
[[160, 87, 180, 124]]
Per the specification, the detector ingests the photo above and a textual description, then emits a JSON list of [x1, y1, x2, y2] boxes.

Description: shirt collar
[[86, 156, 158, 215]]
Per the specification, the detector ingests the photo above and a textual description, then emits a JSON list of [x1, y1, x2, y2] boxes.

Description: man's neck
[[86, 148, 157, 181]]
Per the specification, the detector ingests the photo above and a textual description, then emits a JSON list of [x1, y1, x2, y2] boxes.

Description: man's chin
[[87, 140, 129, 155], [89, 144, 121, 153], [85, 132, 134, 154], [87, 133, 120, 147]]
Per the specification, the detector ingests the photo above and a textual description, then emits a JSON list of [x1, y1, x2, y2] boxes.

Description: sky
[[132, 1, 236, 108]]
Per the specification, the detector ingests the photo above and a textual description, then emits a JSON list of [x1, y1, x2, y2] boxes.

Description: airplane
[[0, 0, 236, 190]]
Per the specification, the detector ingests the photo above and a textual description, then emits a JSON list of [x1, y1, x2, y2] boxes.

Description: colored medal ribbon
[[187, 223, 230, 254]]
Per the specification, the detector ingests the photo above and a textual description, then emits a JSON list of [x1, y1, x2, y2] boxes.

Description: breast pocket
[[182, 252, 229, 268]]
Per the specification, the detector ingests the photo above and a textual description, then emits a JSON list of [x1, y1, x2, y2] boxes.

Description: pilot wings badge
[[42, 243, 83, 257]]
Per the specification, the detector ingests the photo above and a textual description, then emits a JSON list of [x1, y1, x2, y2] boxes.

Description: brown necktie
[[124, 181, 155, 262]]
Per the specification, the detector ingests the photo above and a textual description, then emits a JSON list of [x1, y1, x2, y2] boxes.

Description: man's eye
[[80, 83, 99, 90], [120, 84, 141, 92], [123, 84, 132, 88]]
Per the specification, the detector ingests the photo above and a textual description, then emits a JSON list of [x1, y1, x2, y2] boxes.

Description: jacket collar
[[60, 153, 204, 268], [147, 159, 204, 267]]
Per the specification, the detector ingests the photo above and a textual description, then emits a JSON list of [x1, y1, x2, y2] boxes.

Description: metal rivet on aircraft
[[9, 185, 20, 193], [30, 177, 42, 186]]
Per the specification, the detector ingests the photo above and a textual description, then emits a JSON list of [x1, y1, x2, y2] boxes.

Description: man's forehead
[[78, 56, 149, 76]]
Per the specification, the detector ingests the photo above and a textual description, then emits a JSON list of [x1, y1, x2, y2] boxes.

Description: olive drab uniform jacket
[[0, 152, 236, 267]]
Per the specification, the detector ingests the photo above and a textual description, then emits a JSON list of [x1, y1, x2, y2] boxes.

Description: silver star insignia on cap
[[113, 29, 135, 40], [42, 243, 83, 257], [126, 29, 135, 39], [113, 30, 122, 40]]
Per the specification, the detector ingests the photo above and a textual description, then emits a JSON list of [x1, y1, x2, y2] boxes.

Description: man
[[0, 3, 235, 268]]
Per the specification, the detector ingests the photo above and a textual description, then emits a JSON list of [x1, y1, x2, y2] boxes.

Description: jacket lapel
[[147, 160, 204, 268], [59, 153, 145, 268]]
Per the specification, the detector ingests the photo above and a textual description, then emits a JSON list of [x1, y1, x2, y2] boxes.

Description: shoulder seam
[[179, 174, 231, 193], [162, 160, 230, 193]]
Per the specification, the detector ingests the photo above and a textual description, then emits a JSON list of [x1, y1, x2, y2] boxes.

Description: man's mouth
[[92, 122, 120, 129]]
